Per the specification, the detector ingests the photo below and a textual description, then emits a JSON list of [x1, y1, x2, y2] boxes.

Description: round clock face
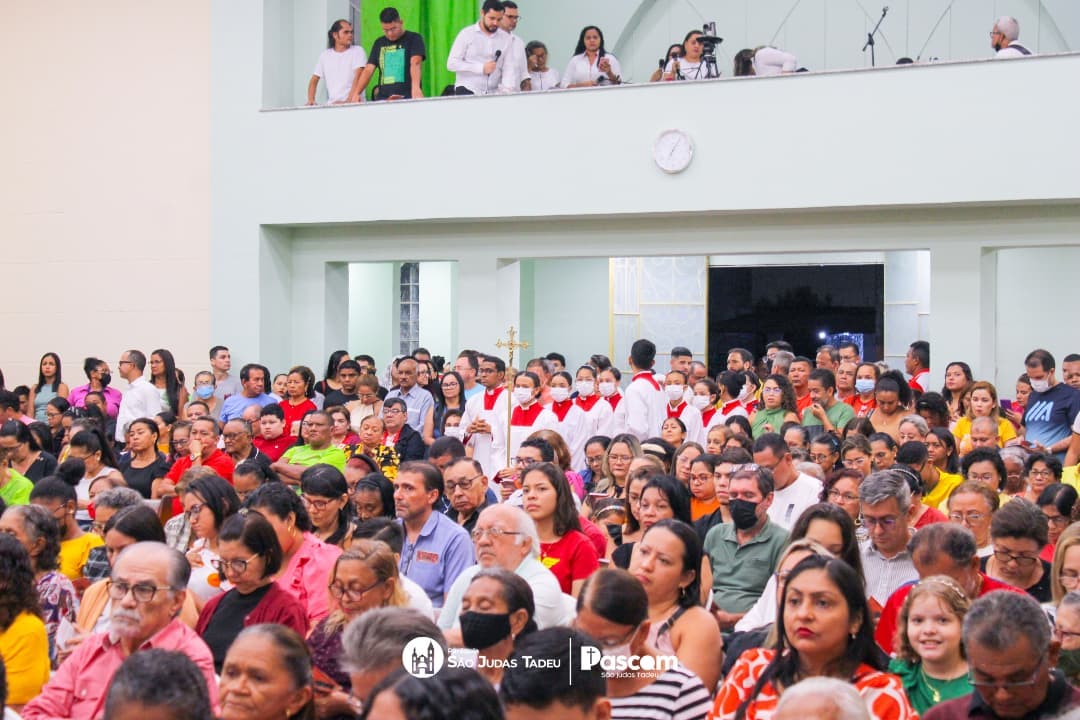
[[654, 129, 693, 174]]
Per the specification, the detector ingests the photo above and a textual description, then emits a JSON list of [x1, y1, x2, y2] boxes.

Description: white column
[[928, 243, 996, 385], [456, 256, 502, 355]]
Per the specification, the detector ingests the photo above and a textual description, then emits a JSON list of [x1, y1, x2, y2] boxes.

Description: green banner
[[361, 1, 479, 99]]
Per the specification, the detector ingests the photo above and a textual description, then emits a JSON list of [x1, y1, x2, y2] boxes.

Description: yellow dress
[[0, 611, 51, 704], [58, 532, 105, 581]]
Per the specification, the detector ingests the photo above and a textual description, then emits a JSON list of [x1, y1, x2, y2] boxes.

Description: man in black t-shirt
[[348, 6, 426, 101]]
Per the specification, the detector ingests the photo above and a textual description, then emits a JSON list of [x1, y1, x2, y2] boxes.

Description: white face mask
[[738, 384, 753, 402], [691, 395, 712, 411], [444, 426, 464, 440], [575, 380, 595, 397], [1030, 378, 1050, 393], [513, 387, 535, 405], [665, 385, 685, 403], [550, 387, 570, 403], [598, 381, 617, 397]]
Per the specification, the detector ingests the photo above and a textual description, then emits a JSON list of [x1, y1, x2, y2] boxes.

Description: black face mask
[[729, 498, 760, 530], [98, 372, 112, 388], [460, 611, 512, 650]]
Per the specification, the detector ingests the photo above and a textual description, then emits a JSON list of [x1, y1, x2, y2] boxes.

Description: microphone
[[658, 58, 666, 70], [494, 50, 502, 62]]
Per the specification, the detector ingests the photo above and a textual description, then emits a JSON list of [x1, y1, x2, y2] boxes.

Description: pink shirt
[[67, 385, 123, 418], [22, 618, 219, 720], [278, 532, 342, 628]]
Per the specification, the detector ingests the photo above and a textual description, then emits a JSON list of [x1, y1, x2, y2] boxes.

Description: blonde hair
[[596, 434, 643, 494], [894, 575, 971, 664], [529, 429, 572, 471], [324, 540, 407, 633], [965, 381, 1002, 422], [1052, 525, 1080, 605]]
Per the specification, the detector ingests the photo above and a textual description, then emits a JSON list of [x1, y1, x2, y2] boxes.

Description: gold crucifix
[[495, 326, 529, 467]]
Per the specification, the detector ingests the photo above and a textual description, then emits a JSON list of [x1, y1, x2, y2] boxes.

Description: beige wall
[[0, 1, 212, 390]]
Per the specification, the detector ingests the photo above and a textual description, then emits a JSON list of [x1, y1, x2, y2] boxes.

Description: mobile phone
[[501, 479, 517, 490]]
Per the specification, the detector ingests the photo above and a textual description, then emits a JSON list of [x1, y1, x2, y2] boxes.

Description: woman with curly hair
[[750, 375, 800, 438], [0, 532, 50, 707]]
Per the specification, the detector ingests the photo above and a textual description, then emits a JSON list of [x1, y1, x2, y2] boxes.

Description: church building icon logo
[[401, 636, 445, 678]]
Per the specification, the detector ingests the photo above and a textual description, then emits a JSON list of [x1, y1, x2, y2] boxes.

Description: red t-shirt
[[913, 505, 947, 530], [875, 573, 1023, 654], [539, 530, 600, 595], [280, 399, 317, 438], [166, 448, 236, 484], [796, 391, 814, 415], [846, 394, 877, 417], [253, 435, 295, 463]]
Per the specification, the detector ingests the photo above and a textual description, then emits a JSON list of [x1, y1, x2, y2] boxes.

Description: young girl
[[888, 575, 973, 715]]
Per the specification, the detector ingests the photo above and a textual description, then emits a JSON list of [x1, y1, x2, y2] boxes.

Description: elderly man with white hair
[[438, 503, 568, 634], [991, 16, 1033, 58], [775, 677, 870, 720]]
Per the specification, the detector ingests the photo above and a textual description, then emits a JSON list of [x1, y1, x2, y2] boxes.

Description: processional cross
[[495, 326, 529, 467]]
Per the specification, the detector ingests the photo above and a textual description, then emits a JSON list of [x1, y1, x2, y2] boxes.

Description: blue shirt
[[398, 511, 475, 608], [463, 385, 484, 401], [1023, 383, 1080, 459], [219, 393, 276, 423], [385, 385, 435, 433]]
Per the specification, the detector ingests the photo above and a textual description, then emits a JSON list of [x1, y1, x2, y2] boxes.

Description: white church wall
[[1, 0, 212, 389], [347, 263, 395, 367], [418, 261, 457, 359], [995, 247, 1080, 392], [531, 258, 610, 371]]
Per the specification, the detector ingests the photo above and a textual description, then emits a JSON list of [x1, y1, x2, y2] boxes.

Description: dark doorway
[[708, 264, 884, 372]]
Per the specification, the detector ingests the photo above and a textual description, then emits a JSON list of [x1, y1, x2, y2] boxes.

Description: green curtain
[[361, 1, 478, 99]]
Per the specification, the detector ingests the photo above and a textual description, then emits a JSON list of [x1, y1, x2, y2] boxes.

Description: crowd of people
[[304, 2, 1037, 105], [1, 334, 1079, 719]]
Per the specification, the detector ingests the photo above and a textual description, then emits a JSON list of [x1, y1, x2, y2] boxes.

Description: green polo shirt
[[0, 470, 32, 506], [281, 444, 347, 471], [704, 520, 789, 614], [802, 399, 856, 430]]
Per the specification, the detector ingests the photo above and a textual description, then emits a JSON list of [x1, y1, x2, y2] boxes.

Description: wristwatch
[[189, 453, 202, 461]]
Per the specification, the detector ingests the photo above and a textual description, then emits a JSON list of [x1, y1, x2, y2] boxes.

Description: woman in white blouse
[[524, 41, 559, 91], [561, 25, 622, 88]]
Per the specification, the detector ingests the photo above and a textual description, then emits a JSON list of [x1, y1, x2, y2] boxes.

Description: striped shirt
[[859, 540, 918, 608], [609, 664, 712, 720]]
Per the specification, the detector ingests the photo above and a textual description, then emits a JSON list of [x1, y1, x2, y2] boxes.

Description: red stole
[[382, 430, 401, 446], [632, 371, 660, 391], [701, 407, 717, 426], [511, 402, 544, 426], [667, 402, 687, 419], [721, 400, 743, 416], [550, 400, 573, 422], [482, 386, 506, 411], [575, 394, 601, 412], [606, 393, 623, 410]]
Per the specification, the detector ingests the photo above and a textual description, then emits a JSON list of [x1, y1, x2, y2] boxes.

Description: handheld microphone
[[494, 50, 502, 62], [658, 58, 666, 70]]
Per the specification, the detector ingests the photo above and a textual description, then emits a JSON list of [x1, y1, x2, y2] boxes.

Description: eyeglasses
[[471, 527, 522, 541], [861, 515, 899, 530], [90, 521, 107, 535], [967, 662, 1042, 690], [211, 553, 260, 576], [301, 495, 341, 512], [809, 453, 835, 463], [843, 456, 868, 467], [185, 503, 205, 519], [1044, 514, 1070, 528], [1029, 468, 1055, 478], [513, 456, 538, 466], [445, 474, 484, 493], [107, 579, 175, 603], [689, 473, 713, 486], [607, 454, 632, 463], [383, 409, 404, 416], [1056, 625, 1080, 641], [966, 473, 999, 486], [827, 489, 860, 503], [301, 420, 329, 428], [948, 512, 987, 523], [993, 548, 1039, 567], [1061, 573, 1080, 589], [761, 387, 782, 394], [328, 579, 384, 600]]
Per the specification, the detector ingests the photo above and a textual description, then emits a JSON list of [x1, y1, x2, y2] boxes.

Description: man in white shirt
[[307, 19, 367, 105], [439, 503, 567, 635], [753, 432, 823, 531], [115, 350, 164, 444], [496, 1, 528, 92], [991, 16, 1033, 58], [447, 0, 516, 96], [625, 339, 667, 442], [460, 354, 513, 479]]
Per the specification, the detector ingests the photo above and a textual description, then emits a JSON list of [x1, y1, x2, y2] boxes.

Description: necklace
[[919, 664, 966, 703]]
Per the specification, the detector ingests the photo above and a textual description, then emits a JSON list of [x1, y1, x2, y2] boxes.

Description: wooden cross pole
[[495, 326, 529, 467]]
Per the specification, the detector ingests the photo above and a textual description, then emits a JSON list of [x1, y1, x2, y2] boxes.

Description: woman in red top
[[846, 362, 880, 418], [521, 461, 599, 596], [280, 365, 318, 438], [711, 555, 915, 720]]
